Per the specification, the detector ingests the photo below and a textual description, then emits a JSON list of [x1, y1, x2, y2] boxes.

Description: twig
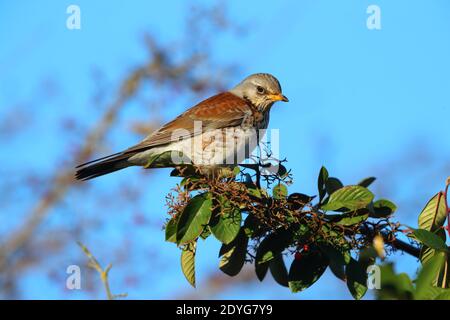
[[77, 241, 127, 300]]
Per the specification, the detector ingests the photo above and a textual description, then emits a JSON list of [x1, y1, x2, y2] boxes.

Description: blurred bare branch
[[78, 242, 127, 300], [0, 2, 241, 298]]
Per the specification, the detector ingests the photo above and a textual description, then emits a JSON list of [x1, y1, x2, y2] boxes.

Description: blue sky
[[1, 0, 450, 299]]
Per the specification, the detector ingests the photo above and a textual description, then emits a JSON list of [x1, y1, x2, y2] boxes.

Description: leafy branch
[[161, 161, 450, 299]]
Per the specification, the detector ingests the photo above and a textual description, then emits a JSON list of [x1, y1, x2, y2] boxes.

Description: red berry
[[303, 244, 310, 252], [294, 252, 302, 260]]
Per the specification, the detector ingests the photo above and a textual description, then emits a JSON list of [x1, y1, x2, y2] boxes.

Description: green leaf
[[415, 252, 446, 299], [180, 242, 196, 287], [255, 258, 270, 281], [255, 227, 295, 281], [434, 290, 450, 300], [176, 193, 213, 245], [242, 214, 262, 238], [325, 177, 344, 195], [287, 193, 316, 211], [334, 211, 369, 226], [210, 197, 242, 244], [318, 166, 329, 202], [418, 192, 447, 232], [288, 250, 328, 293], [269, 254, 289, 287], [273, 183, 288, 199], [376, 264, 414, 300], [219, 229, 248, 276], [165, 217, 178, 243], [319, 244, 350, 281], [255, 228, 295, 265], [420, 229, 447, 266], [370, 199, 397, 218], [346, 258, 368, 300], [418, 192, 447, 266], [199, 226, 211, 240], [321, 185, 374, 212], [357, 177, 376, 188], [410, 228, 448, 252]]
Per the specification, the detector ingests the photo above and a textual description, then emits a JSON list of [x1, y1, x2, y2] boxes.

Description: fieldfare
[[75, 73, 288, 180]]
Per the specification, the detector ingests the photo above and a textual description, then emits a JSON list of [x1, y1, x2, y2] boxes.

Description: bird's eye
[[256, 86, 265, 94]]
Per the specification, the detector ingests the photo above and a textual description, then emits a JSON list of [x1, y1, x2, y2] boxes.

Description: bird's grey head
[[229, 73, 288, 111]]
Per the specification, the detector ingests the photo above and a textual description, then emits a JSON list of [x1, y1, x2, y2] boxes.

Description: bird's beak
[[268, 93, 289, 102]]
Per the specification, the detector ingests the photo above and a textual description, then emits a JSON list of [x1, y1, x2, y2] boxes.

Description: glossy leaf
[[287, 193, 315, 211], [219, 229, 248, 276], [181, 242, 196, 287], [288, 250, 328, 293], [269, 254, 289, 287], [321, 185, 374, 212], [369, 199, 397, 218], [418, 192, 447, 233], [210, 198, 242, 244], [346, 258, 368, 300], [418, 192, 447, 266], [357, 177, 376, 188], [319, 244, 350, 281], [415, 252, 446, 299], [176, 193, 212, 245], [165, 217, 178, 243], [334, 211, 369, 226], [318, 166, 329, 202], [411, 228, 448, 252], [325, 177, 344, 195], [255, 228, 295, 265]]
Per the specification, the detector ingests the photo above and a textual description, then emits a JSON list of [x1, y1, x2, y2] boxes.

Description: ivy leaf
[[321, 186, 374, 212], [176, 193, 213, 245], [370, 199, 397, 218], [346, 258, 368, 300], [219, 229, 248, 276], [210, 197, 242, 244], [318, 166, 329, 202], [269, 254, 289, 287], [180, 242, 196, 287], [288, 250, 328, 293]]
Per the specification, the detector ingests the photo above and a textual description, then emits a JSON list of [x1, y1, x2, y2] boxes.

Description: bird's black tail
[[75, 153, 133, 181]]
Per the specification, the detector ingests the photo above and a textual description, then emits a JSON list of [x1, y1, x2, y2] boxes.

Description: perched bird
[[75, 73, 288, 180]]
